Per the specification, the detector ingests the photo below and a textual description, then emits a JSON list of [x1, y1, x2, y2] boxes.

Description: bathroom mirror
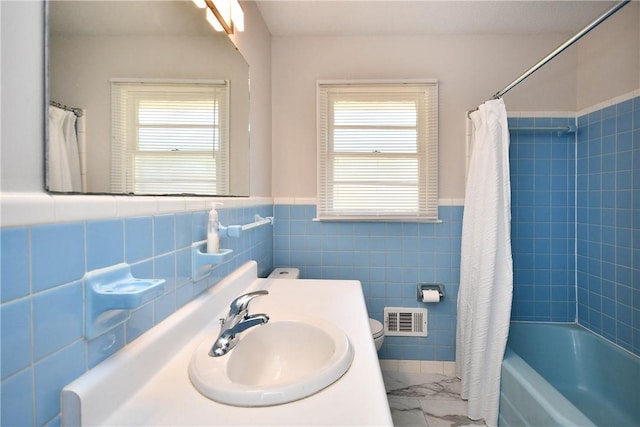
[[47, 0, 250, 196]]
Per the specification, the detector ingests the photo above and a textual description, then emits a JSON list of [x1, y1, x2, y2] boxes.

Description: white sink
[[188, 315, 354, 406]]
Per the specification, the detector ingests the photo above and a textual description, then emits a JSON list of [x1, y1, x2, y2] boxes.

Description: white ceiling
[[254, 1, 621, 37]]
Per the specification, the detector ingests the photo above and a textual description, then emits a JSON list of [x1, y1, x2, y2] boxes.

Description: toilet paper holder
[[417, 283, 445, 302]]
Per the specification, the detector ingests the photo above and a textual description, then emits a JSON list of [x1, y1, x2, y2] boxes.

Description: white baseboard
[[379, 359, 456, 377]]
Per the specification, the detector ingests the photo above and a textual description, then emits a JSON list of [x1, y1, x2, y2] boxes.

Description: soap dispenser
[[207, 203, 222, 253]]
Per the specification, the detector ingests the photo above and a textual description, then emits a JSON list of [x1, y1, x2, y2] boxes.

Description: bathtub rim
[[510, 320, 639, 361], [501, 348, 595, 427]]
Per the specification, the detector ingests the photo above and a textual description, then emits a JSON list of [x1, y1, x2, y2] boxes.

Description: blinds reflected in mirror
[[111, 81, 229, 195]]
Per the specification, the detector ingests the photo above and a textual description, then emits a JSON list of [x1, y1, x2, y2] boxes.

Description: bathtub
[[499, 322, 640, 427]]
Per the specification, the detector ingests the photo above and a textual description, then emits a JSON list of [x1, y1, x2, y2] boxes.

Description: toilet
[[369, 318, 384, 351], [268, 268, 385, 352], [268, 268, 300, 279]]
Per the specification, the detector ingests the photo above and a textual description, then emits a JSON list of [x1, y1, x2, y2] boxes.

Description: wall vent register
[[383, 307, 428, 336]]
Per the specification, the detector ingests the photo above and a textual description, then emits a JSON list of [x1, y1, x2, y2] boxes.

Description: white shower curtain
[[49, 105, 82, 192], [456, 98, 513, 427]]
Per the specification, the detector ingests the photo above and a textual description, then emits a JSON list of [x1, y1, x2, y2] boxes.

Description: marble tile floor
[[382, 370, 487, 427]]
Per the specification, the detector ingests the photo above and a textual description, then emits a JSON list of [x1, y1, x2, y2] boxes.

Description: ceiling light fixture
[[206, 7, 225, 32], [212, 0, 232, 31], [230, 0, 244, 32], [202, 0, 244, 34]]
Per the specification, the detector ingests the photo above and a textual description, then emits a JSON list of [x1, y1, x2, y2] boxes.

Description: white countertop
[[62, 261, 393, 426]]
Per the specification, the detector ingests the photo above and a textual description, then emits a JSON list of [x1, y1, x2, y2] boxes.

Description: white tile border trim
[[577, 88, 640, 117], [273, 197, 465, 207], [273, 197, 318, 205], [508, 88, 640, 119], [379, 359, 457, 377], [0, 193, 273, 228], [0, 193, 56, 228]]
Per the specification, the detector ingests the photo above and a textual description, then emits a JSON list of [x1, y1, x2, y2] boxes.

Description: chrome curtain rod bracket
[[509, 125, 576, 135], [49, 100, 84, 117], [491, 0, 631, 99]]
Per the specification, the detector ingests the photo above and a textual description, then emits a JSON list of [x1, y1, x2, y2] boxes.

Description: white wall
[[271, 34, 577, 200], [1, 1, 45, 192], [576, 1, 640, 110]]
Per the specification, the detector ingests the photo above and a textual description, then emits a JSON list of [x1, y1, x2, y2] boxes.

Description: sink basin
[[188, 316, 354, 406]]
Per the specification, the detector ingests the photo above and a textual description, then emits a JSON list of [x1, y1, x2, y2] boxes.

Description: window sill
[[313, 216, 442, 223]]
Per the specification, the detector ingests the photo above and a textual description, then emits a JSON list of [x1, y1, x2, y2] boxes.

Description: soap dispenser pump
[[207, 203, 222, 253]]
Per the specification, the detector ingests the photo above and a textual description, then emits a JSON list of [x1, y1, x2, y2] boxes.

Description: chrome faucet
[[209, 290, 269, 357]]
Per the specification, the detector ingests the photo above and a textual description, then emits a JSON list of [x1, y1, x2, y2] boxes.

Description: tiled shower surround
[[0, 204, 273, 426], [508, 94, 639, 356], [576, 96, 640, 355], [509, 116, 577, 322]]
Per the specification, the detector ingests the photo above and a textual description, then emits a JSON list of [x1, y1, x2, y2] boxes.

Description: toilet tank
[[268, 268, 300, 279]]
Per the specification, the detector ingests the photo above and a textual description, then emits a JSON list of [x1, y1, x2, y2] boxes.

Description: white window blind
[[111, 81, 229, 195], [317, 82, 439, 221]]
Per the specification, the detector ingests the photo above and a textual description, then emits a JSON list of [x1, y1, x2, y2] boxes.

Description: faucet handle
[[229, 290, 268, 317]]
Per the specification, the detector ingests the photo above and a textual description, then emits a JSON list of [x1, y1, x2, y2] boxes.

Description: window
[[317, 81, 439, 221], [111, 81, 229, 195]]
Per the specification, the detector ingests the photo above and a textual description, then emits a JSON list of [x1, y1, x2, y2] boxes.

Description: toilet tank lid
[[268, 268, 300, 279]]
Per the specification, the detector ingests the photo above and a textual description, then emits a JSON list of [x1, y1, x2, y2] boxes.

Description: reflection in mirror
[[47, 0, 250, 196]]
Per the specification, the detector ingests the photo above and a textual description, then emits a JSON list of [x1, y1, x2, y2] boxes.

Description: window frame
[[317, 80, 439, 222], [111, 80, 229, 195]]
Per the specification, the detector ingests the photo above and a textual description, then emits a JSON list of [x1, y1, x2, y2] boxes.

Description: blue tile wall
[[0, 227, 29, 302], [0, 204, 273, 427], [31, 223, 85, 294], [273, 204, 462, 361], [576, 96, 640, 355], [509, 117, 576, 322], [86, 219, 124, 270]]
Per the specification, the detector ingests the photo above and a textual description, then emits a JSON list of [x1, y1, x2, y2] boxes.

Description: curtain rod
[[492, 0, 631, 99], [49, 100, 84, 117]]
